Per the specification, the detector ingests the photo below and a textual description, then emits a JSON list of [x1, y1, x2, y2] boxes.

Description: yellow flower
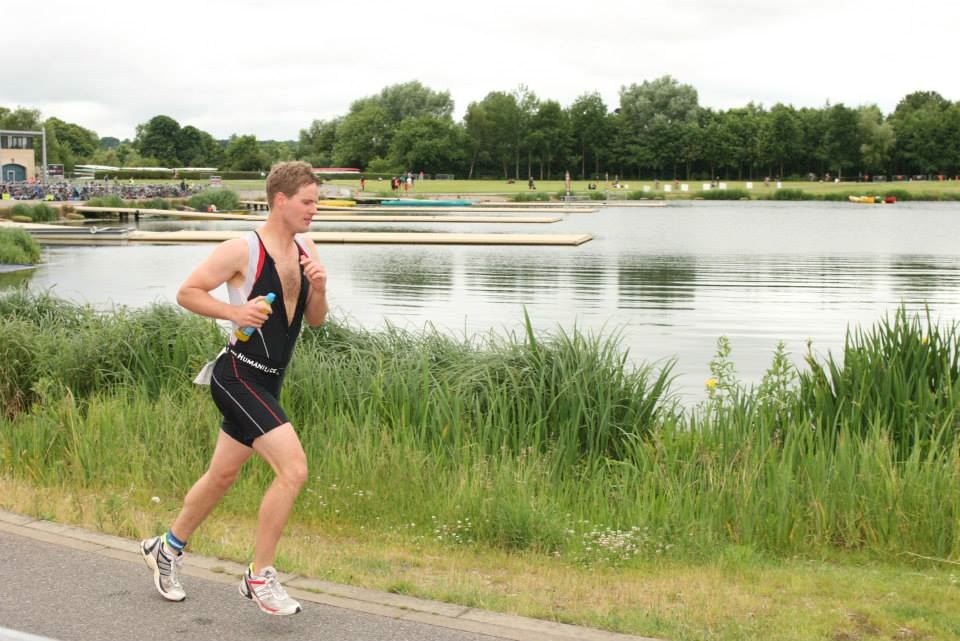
[[705, 378, 718, 390], [921, 335, 929, 345]]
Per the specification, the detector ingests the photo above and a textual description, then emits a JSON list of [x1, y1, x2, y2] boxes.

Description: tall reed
[[2, 291, 959, 562]]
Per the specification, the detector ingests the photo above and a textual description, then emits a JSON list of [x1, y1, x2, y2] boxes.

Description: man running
[[141, 161, 328, 615]]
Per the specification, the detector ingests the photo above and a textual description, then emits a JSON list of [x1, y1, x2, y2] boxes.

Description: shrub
[[85, 195, 126, 208], [134, 198, 171, 210], [10, 204, 32, 219], [512, 192, 551, 202], [881, 189, 912, 201], [700, 188, 751, 200], [770, 188, 815, 200], [187, 189, 240, 211], [29, 203, 57, 222], [821, 191, 851, 201], [0, 228, 41, 265], [6, 203, 59, 222]]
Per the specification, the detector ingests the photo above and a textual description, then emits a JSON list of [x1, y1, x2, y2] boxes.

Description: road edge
[[0, 509, 662, 641]]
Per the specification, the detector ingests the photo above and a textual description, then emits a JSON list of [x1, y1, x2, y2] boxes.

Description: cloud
[[3, 0, 959, 139]]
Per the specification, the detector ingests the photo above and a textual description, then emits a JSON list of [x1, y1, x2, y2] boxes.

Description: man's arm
[[299, 238, 328, 327], [177, 238, 271, 329]]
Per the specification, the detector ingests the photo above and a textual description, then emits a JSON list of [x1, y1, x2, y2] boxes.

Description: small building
[[1, 130, 39, 182]]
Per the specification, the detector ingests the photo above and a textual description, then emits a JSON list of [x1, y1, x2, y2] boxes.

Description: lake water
[[8, 201, 960, 401]]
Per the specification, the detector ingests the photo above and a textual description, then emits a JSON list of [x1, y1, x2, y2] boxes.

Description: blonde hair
[[266, 161, 319, 207]]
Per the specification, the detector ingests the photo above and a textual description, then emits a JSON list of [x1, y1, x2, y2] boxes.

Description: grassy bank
[[125, 177, 960, 202], [1, 290, 960, 639]]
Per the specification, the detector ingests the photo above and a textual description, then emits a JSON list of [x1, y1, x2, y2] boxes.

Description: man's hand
[[232, 296, 272, 329], [300, 254, 327, 296]]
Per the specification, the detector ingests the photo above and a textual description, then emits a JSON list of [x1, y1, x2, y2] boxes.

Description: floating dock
[[132, 230, 592, 246], [9, 222, 591, 247], [74, 206, 562, 224], [237, 200, 597, 214]]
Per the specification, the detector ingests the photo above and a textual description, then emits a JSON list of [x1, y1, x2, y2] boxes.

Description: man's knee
[[208, 467, 240, 491], [279, 458, 308, 490]]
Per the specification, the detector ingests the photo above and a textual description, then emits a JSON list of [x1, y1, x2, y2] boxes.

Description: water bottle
[[234, 293, 275, 342]]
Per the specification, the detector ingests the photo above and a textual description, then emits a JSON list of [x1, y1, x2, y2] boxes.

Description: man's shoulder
[[210, 235, 253, 266]]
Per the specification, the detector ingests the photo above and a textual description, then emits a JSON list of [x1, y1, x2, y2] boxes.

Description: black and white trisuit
[[208, 231, 309, 447]]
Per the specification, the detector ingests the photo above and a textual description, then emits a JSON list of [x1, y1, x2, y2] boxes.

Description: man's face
[[276, 183, 317, 232]]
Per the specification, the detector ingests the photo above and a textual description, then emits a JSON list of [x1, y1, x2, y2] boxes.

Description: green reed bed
[[1, 290, 959, 564], [0, 228, 41, 265], [187, 188, 240, 211], [6, 203, 58, 222], [769, 188, 960, 202], [698, 188, 751, 200]]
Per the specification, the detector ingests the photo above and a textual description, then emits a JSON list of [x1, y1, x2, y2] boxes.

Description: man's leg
[[250, 423, 308, 573], [142, 430, 253, 601], [170, 429, 255, 543]]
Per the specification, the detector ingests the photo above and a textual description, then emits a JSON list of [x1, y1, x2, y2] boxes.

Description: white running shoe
[[239, 565, 302, 615], [140, 536, 186, 602]]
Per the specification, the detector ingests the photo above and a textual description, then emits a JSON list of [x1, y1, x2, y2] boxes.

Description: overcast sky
[[4, 0, 958, 141]]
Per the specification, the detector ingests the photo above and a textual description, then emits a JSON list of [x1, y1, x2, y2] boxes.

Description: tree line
[[4, 77, 960, 180]]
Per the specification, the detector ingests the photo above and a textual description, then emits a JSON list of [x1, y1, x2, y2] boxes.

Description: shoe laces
[[161, 545, 184, 588], [262, 569, 290, 600], [170, 553, 184, 587]]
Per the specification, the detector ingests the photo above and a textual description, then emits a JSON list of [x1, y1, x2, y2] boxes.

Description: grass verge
[[1, 478, 957, 641]]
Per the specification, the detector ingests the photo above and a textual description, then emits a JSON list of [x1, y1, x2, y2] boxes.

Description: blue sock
[[164, 529, 186, 553]]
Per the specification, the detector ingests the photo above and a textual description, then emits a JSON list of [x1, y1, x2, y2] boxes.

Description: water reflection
[[568, 254, 607, 304], [617, 255, 696, 309], [889, 256, 960, 299], [464, 254, 564, 301], [352, 251, 454, 307], [0, 268, 35, 289]]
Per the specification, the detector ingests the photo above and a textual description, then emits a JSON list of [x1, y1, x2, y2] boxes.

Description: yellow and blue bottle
[[234, 292, 275, 342]]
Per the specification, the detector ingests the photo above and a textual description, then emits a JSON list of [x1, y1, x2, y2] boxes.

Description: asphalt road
[[0, 531, 496, 641]]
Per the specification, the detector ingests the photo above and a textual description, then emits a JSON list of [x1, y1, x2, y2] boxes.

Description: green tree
[[388, 116, 465, 173], [223, 135, 267, 171], [373, 81, 454, 123], [699, 108, 737, 180], [528, 100, 571, 179], [297, 118, 340, 167], [889, 91, 951, 175], [44, 118, 99, 160], [0, 106, 42, 130], [467, 92, 520, 179], [568, 92, 610, 179], [796, 107, 828, 178], [463, 101, 494, 179], [332, 103, 390, 168], [758, 104, 801, 178], [821, 103, 860, 180], [261, 141, 295, 167], [619, 76, 700, 178], [857, 105, 896, 175], [515, 85, 540, 180], [174, 125, 204, 167], [721, 104, 764, 180], [134, 115, 181, 166]]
